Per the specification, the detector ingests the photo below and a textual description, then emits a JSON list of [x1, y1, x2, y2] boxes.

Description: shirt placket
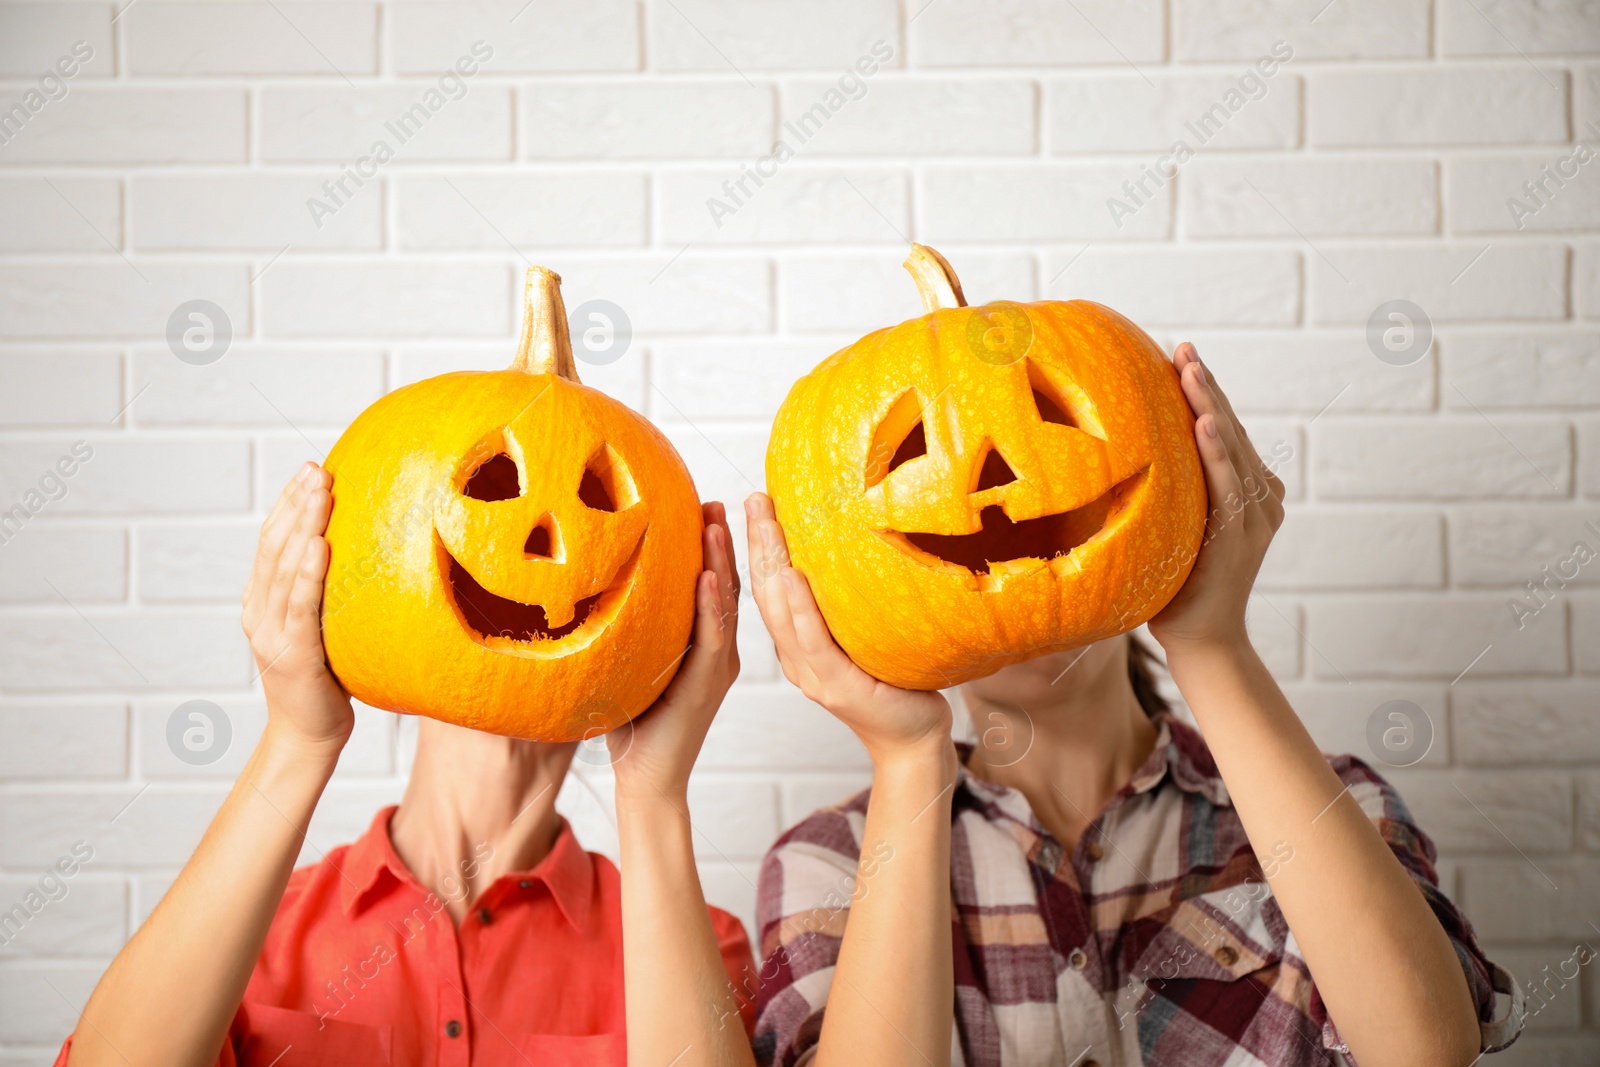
[[431, 897, 472, 1067]]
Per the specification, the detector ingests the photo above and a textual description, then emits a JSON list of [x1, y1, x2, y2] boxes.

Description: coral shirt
[[57, 806, 756, 1066]]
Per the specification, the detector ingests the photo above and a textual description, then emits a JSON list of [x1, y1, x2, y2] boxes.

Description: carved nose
[[524, 514, 560, 560], [974, 447, 1018, 493]]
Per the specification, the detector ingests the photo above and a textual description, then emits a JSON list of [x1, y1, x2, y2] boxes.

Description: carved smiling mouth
[[879, 468, 1148, 577], [438, 531, 645, 646]]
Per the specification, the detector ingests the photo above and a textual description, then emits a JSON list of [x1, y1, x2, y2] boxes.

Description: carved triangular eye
[[579, 445, 637, 512], [1032, 387, 1075, 428], [866, 389, 928, 488], [463, 453, 521, 501], [974, 447, 1017, 491]]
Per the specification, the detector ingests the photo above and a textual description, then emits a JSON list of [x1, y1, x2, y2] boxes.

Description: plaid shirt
[[753, 713, 1523, 1067]]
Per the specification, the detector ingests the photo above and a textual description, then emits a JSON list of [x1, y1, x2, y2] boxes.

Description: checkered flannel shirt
[[753, 713, 1523, 1066]]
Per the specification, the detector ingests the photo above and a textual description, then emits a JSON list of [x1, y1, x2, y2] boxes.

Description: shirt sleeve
[[752, 804, 867, 1067], [709, 905, 760, 1039], [1315, 756, 1526, 1056]]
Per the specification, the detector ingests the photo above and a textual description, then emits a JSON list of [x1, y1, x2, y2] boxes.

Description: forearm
[[616, 789, 754, 1067], [816, 739, 956, 1067], [1167, 640, 1479, 1067], [69, 726, 340, 1067]]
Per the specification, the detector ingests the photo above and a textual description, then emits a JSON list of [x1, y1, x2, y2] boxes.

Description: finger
[[245, 465, 315, 620], [743, 507, 807, 681], [266, 486, 330, 631], [283, 533, 330, 647], [779, 566, 861, 691], [1195, 414, 1247, 539], [1184, 352, 1273, 497], [703, 502, 740, 619], [1181, 361, 1250, 482]]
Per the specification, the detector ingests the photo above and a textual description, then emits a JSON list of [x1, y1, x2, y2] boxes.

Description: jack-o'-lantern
[[322, 267, 702, 740], [766, 245, 1205, 690]]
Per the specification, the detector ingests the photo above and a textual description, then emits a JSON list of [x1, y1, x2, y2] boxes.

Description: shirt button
[[1068, 947, 1088, 971], [478, 906, 492, 924], [1084, 841, 1104, 862], [1215, 945, 1239, 967], [518, 880, 531, 889], [445, 1020, 462, 1038]]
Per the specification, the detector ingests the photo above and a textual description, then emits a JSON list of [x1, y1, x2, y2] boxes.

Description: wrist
[[869, 732, 957, 785], [258, 719, 346, 779], [1162, 633, 1260, 686]]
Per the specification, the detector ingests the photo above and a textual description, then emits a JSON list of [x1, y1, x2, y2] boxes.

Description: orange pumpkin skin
[[765, 245, 1205, 691], [322, 268, 701, 741]]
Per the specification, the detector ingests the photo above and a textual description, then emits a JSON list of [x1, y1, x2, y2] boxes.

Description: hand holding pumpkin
[[611, 502, 742, 804], [240, 463, 354, 757], [745, 492, 954, 767], [1147, 343, 1285, 657]]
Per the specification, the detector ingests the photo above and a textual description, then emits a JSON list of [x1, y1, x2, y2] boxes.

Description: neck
[[389, 718, 573, 920], [962, 653, 1158, 849]]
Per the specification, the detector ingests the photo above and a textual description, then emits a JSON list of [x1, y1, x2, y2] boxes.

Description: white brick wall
[[0, 0, 1596, 1059]]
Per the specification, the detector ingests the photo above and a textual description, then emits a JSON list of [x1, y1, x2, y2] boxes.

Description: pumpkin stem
[[904, 243, 967, 312], [511, 266, 580, 381]]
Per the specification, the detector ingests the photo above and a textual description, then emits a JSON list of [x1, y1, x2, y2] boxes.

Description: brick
[[782, 773, 873, 825], [1310, 68, 1567, 147], [0, 524, 126, 604], [392, 0, 637, 73], [1584, 417, 1600, 497], [1048, 247, 1301, 326], [686, 776, 781, 861], [338, 702, 397, 778], [1449, 154, 1600, 234], [780, 251, 1035, 333], [1441, 0, 1600, 56], [260, 86, 512, 162], [0, 437, 252, 514], [136, 698, 264, 779], [1312, 418, 1571, 499], [1239, 417, 1303, 501], [0, 5, 113, 76], [0, 876, 124, 958], [394, 342, 646, 413], [925, 164, 1171, 241], [1307, 595, 1567, 680], [736, 604, 778, 682], [1459, 859, 1600, 940], [1444, 331, 1600, 407], [911, 0, 1162, 66], [0, 704, 126, 779], [138, 521, 256, 603], [781, 77, 1034, 156], [0, 177, 121, 252], [0, 263, 250, 341], [1047, 73, 1300, 153], [1580, 771, 1600, 851], [1450, 505, 1600, 587], [662, 167, 909, 245], [552, 258, 772, 336], [1183, 158, 1438, 237], [1579, 243, 1600, 319], [660, 429, 769, 531], [1455, 682, 1600, 766], [0, 610, 250, 690], [261, 262, 510, 338], [1177, 0, 1430, 60], [1581, 64, 1600, 132], [0, 350, 122, 425], [649, 0, 899, 71], [652, 340, 832, 422], [1258, 509, 1443, 590], [1175, 331, 1433, 413], [131, 174, 382, 251], [397, 173, 647, 249], [0, 88, 247, 163], [1386, 769, 1571, 852], [700, 684, 869, 770], [130, 346, 385, 426], [0, 787, 228, 867], [260, 433, 339, 501], [127, 2, 377, 75], [519, 82, 773, 160], [1576, 596, 1600, 674], [1244, 594, 1301, 678], [1278, 682, 1449, 769], [1310, 244, 1567, 324], [0, 963, 99, 1045]]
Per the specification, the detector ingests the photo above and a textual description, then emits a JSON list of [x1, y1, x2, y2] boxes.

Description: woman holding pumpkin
[[59, 276, 760, 1066], [744, 252, 1522, 1066]]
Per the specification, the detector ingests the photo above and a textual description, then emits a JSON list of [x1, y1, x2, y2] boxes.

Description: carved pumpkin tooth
[[321, 267, 702, 742], [765, 243, 1206, 691]]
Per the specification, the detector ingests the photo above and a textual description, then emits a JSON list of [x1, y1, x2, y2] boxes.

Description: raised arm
[[1148, 344, 1483, 1067], [609, 502, 756, 1066], [67, 464, 354, 1067], [744, 493, 958, 1067]]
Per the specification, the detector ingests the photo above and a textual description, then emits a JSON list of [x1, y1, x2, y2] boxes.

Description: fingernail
[[1204, 415, 1219, 439], [1194, 360, 1207, 385]]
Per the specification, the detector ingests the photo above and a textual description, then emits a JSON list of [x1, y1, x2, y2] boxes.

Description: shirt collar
[[338, 805, 596, 930], [956, 710, 1230, 819]]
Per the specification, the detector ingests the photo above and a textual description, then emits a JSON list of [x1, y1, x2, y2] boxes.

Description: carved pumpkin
[[322, 267, 702, 740], [766, 245, 1205, 690]]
